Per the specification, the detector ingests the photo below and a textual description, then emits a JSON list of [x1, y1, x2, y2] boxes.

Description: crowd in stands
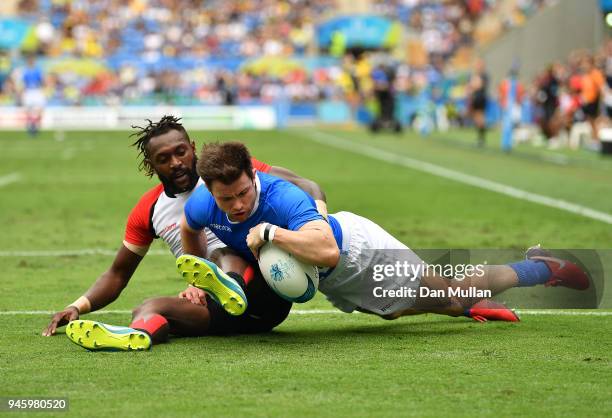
[[16, 0, 328, 59], [526, 42, 611, 148], [1, 0, 330, 105], [7, 0, 608, 150], [0, 0, 555, 108]]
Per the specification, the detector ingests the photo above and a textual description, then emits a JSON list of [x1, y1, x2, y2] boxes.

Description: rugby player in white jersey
[[177, 142, 590, 321], [43, 116, 327, 350]]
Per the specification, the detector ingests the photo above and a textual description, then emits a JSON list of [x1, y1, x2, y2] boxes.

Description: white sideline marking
[[0, 172, 21, 188], [290, 309, 343, 315], [0, 249, 168, 257], [303, 131, 612, 225], [0, 310, 134, 315], [515, 310, 612, 316], [1, 309, 611, 316]]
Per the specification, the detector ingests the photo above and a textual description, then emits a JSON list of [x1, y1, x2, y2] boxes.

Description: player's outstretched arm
[[179, 214, 208, 258], [42, 244, 145, 336], [247, 220, 339, 267], [268, 166, 328, 218], [268, 166, 326, 201]]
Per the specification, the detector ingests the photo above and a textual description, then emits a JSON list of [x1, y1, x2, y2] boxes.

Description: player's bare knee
[[132, 297, 166, 318], [208, 248, 223, 264], [131, 303, 144, 319], [209, 247, 238, 264], [210, 247, 249, 274], [132, 300, 154, 319]]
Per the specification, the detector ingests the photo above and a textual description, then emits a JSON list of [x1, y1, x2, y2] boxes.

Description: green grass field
[[1, 127, 611, 417]]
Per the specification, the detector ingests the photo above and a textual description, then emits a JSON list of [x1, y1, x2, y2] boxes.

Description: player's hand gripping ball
[[258, 242, 319, 303]]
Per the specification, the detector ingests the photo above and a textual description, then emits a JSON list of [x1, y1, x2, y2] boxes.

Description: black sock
[[227, 272, 247, 290]]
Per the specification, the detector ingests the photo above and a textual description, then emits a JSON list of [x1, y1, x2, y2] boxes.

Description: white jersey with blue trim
[[184, 171, 342, 263]]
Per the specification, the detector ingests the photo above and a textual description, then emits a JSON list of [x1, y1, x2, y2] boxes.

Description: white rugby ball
[[258, 242, 319, 303]]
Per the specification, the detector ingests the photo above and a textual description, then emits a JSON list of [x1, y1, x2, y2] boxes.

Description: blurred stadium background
[[0, 0, 610, 150], [2, 1, 612, 416]]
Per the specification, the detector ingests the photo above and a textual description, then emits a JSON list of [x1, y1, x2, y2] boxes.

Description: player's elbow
[[320, 242, 340, 267]]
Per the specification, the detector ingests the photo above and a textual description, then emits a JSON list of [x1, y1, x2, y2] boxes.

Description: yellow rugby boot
[[176, 254, 247, 316], [66, 320, 151, 351]]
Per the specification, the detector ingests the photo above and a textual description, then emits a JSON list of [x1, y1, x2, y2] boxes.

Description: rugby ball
[[258, 242, 319, 303]]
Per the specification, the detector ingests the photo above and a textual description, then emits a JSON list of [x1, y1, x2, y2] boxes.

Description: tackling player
[[178, 141, 590, 320], [43, 116, 327, 350]]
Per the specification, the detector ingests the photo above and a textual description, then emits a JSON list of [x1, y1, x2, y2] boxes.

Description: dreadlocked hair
[[130, 115, 189, 177]]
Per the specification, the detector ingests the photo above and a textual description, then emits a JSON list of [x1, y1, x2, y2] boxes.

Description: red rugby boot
[[525, 245, 590, 290], [467, 299, 520, 323]]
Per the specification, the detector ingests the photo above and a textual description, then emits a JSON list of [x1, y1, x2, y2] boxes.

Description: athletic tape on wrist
[[260, 223, 270, 241], [260, 223, 278, 241], [67, 296, 91, 314], [268, 225, 278, 241], [264, 224, 271, 241], [315, 199, 328, 220]]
